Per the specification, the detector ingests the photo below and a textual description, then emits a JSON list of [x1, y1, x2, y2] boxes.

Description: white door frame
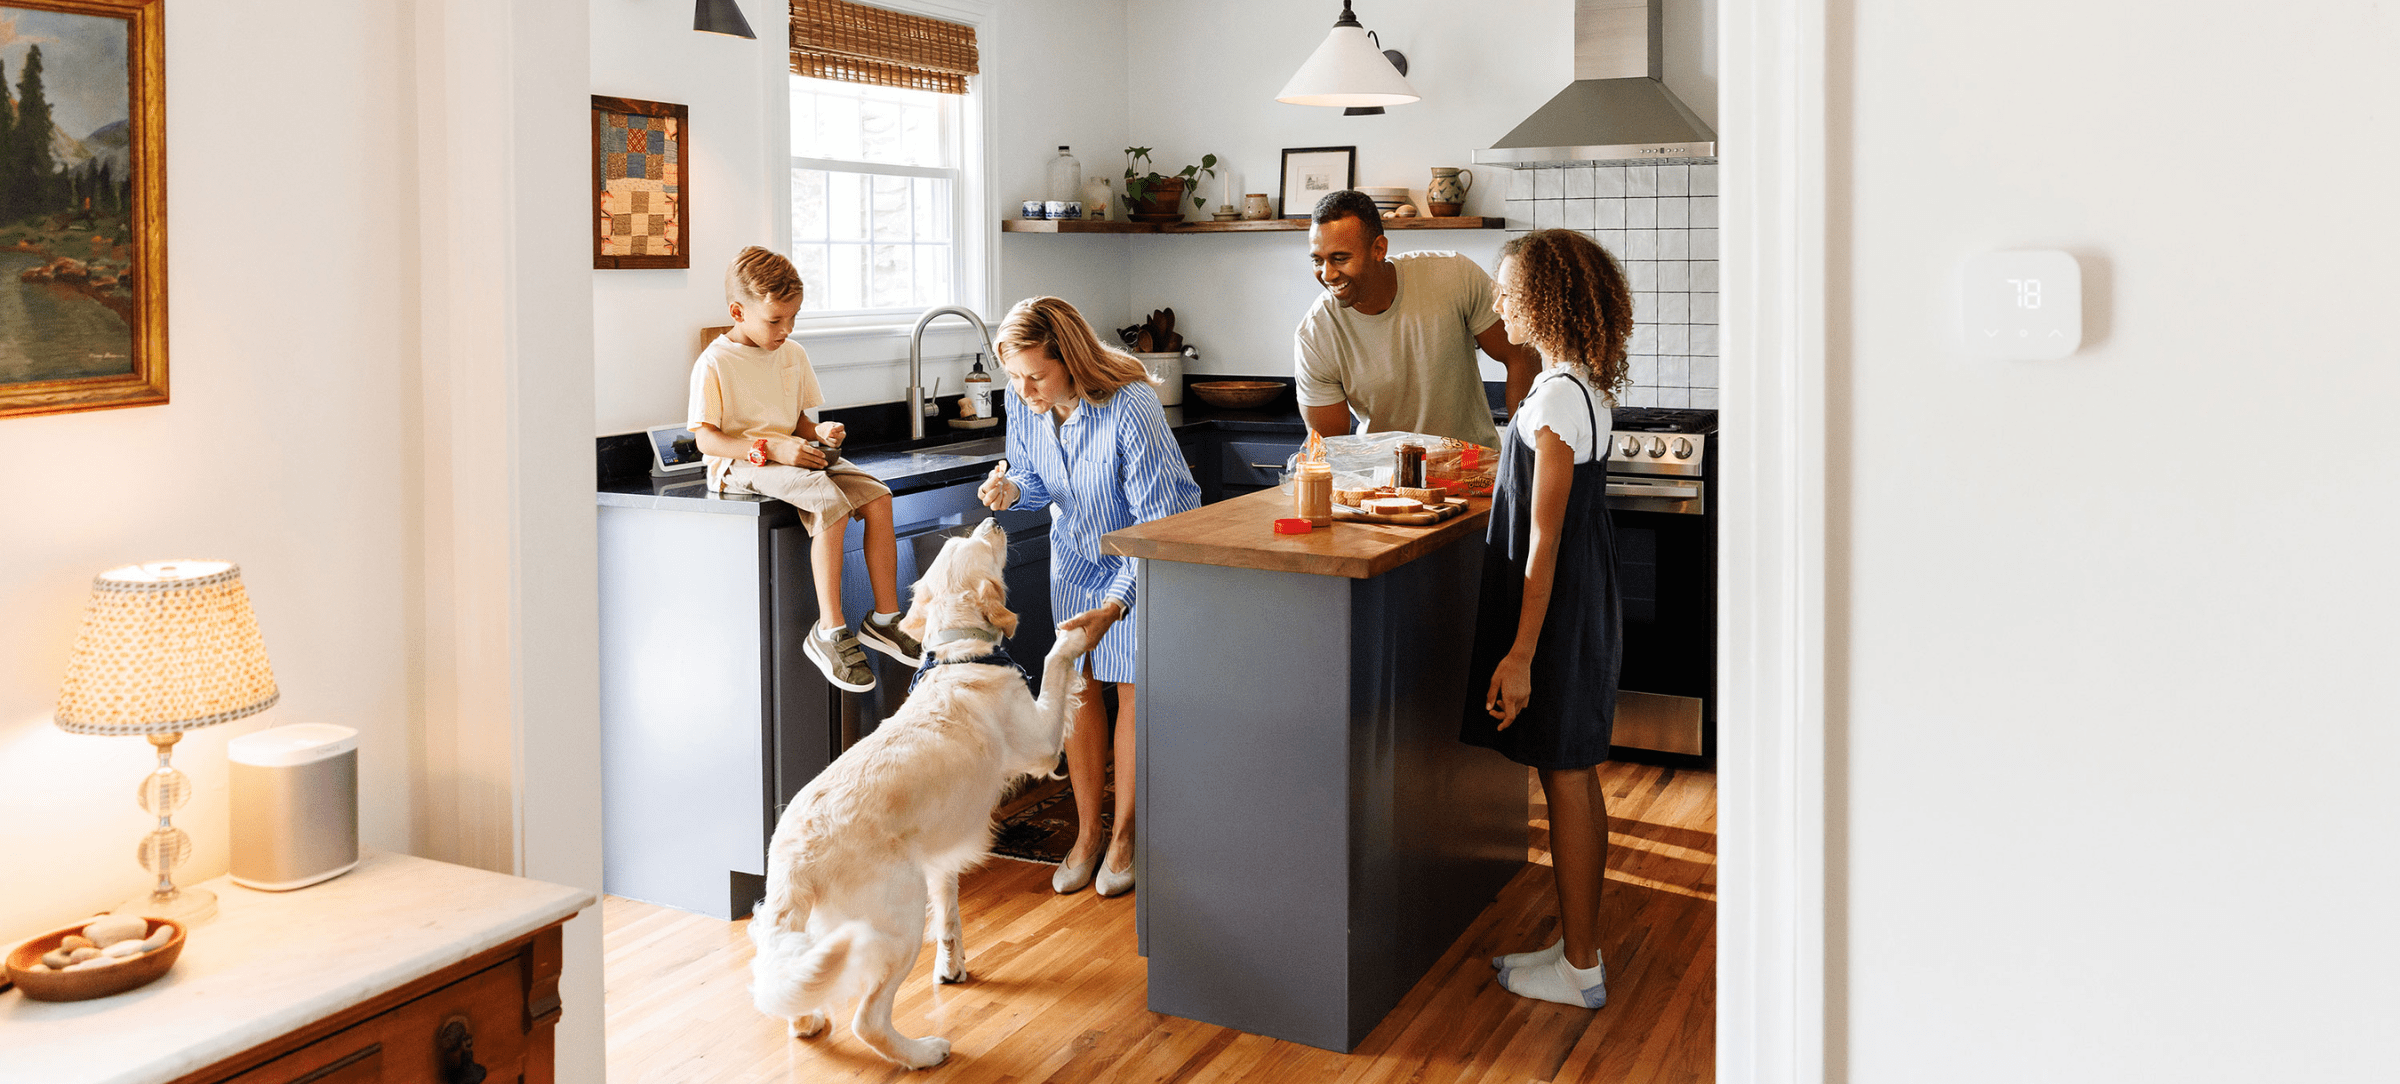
[[1718, 0, 1829, 1080]]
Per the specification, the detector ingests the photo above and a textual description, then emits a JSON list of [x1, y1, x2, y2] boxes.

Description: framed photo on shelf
[[592, 96, 689, 269], [1279, 146, 1357, 219], [0, 0, 167, 421]]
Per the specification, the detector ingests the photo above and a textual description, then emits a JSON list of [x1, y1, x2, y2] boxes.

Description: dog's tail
[[751, 919, 869, 1020]]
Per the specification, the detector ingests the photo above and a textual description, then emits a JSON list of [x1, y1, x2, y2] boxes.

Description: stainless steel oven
[[1603, 408, 1717, 765]]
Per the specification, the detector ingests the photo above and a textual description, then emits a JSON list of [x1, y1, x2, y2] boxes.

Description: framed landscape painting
[[0, 0, 165, 420], [592, 95, 688, 269]]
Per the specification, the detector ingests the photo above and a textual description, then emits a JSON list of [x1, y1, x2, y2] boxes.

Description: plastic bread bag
[[1281, 431, 1497, 497]]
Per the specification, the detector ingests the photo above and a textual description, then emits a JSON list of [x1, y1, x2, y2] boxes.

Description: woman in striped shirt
[[977, 296, 1201, 898]]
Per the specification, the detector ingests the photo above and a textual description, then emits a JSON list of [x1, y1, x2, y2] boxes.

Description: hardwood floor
[[603, 761, 1714, 1083]]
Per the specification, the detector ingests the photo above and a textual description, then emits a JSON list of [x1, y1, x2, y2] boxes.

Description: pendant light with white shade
[[1276, 1, 1419, 111]]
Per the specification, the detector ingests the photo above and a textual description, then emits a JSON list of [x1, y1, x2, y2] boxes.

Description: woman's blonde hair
[[1496, 229, 1633, 398], [995, 296, 1158, 404]]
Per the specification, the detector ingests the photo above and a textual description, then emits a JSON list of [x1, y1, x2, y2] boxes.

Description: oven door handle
[[1606, 482, 1700, 500]]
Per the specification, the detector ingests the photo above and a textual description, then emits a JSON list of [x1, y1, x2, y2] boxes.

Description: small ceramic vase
[[1242, 193, 1274, 220], [1427, 167, 1474, 216]]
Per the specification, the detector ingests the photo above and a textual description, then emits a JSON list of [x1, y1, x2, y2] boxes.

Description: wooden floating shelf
[[1002, 216, 1507, 234]]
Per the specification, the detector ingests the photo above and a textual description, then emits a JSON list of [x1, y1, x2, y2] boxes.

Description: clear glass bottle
[[1047, 146, 1083, 203]]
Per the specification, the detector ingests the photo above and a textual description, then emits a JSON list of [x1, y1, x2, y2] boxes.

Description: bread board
[[1333, 498, 1469, 526]]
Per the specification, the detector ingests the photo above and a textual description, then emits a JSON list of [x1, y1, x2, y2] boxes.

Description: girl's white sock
[[1491, 938, 1564, 971], [1500, 954, 1608, 1009]]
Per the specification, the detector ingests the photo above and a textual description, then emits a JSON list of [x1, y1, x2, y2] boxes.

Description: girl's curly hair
[[1496, 229, 1633, 398]]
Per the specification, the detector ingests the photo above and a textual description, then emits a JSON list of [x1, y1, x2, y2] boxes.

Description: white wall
[[1831, 2, 2400, 1079], [592, 0, 1132, 435], [1122, 0, 1715, 376], [0, 0, 422, 944], [1, 3, 602, 1078]]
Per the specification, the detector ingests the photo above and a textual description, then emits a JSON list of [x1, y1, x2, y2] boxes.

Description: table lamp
[[54, 560, 279, 925]]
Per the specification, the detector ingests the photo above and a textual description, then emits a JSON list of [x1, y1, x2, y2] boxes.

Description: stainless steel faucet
[[908, 305, 999, 441]]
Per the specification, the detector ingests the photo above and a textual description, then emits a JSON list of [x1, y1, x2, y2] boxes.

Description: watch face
[[650, 426, 703, 469]]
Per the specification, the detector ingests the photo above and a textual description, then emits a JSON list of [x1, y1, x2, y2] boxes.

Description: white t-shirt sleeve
[[1514, 375, 1602, 463], [1293, 309, 1347, 408], [686, 354, 723, 432], [1455, 256, 1502, 339]]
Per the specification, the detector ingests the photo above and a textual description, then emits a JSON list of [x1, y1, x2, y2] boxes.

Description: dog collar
[[926, 626, 1001, 647]]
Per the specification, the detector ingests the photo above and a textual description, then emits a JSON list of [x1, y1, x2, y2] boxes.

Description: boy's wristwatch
[[747, 438, 769, 466]]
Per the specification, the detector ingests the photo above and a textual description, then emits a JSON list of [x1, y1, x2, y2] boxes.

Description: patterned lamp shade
[[55, 560, 279, 735]]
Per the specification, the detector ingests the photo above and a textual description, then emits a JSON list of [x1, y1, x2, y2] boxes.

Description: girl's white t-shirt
[[1512, 367, 1612, 463]]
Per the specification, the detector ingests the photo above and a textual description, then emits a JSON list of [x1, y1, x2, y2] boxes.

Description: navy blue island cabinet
[[1104, 488, 1527, 1052]]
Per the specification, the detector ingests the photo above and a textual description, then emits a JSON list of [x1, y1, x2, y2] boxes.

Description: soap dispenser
[[963, 354, 994, 419]]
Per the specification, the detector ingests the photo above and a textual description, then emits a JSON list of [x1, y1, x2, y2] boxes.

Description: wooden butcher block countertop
[[1102, 487, 1491, 580]]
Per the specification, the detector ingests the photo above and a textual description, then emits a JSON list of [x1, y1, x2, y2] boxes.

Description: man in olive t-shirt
[[1293, 190, 1539, 447]]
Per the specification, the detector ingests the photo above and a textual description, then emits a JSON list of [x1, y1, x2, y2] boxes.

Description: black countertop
[[598, 397, 1309, 517]]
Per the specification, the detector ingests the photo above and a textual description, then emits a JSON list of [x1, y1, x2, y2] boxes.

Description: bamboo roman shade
[[789, 0, 980, 95]]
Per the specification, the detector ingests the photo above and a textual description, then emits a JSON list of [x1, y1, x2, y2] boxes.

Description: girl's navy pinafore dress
[[1459, 370, 1623, 770]]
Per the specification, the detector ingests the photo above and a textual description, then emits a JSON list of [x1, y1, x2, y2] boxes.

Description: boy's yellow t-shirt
[[686, 334, 826, 489]]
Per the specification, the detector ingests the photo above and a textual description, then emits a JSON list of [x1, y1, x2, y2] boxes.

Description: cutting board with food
[[1333, 490, 1471, 526]]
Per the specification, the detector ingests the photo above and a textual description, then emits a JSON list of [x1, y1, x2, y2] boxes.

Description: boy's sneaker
[[804, 625, 876, 692], [857, 612, 924, 666]]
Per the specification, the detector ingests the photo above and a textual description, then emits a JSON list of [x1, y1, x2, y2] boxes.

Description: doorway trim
[[1718, 0, 1830, 1080]]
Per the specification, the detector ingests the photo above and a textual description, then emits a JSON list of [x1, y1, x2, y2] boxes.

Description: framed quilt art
[[0, 0, 167, 420], [592, 95, 688, 269]]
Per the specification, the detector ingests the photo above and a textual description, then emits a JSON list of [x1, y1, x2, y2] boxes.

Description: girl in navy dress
[[1463, 229, 1633, 1009], [977, 296, 1201, 898]]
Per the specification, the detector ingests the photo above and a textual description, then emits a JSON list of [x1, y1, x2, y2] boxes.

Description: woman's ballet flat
[[1052, 847, 1099, 894], [1094, 840, 1136, 897]]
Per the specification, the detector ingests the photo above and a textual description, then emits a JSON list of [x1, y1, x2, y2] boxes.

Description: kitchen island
[[1103, 488, 1526, 1052]]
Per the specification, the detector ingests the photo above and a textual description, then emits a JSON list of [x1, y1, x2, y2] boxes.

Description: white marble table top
[[0, 850, 594, 1084]]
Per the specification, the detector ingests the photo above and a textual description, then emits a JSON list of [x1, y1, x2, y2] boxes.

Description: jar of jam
[[1394, 442, 1426, 489]]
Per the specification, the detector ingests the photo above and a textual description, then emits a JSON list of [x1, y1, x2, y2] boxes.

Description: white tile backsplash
[[1492, 162, 1722, 404]]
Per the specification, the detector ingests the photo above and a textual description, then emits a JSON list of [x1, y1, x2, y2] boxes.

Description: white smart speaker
[[228, 723, 361, 891]]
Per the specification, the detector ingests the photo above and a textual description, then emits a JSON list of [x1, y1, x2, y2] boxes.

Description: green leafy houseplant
[[1123, 147, 1219, 216]]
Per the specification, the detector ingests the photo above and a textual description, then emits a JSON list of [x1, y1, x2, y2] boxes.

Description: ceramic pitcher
[[1427, 167, 1474, 207]]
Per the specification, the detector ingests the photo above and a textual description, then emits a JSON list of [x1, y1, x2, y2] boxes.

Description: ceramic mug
[[1044, 200, 1082, 220], [1242, 193, 1274, 220], [1022, 199, 1046, 219]]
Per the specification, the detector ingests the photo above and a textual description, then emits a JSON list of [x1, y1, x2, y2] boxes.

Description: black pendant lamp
[[695, 0, 756, 39]]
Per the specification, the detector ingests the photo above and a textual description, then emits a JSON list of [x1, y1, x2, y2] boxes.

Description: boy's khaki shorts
[[719, 459, 892, 536]]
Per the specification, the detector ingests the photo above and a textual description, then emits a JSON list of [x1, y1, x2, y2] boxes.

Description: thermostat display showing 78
[[1962, 250, 2082, 361]]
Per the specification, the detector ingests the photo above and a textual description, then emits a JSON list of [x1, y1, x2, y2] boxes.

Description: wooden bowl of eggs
[[5, 915, 185, 1001]]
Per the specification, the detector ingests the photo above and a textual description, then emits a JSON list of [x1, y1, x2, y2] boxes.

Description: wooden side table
[[0, 851, 593, 1084]]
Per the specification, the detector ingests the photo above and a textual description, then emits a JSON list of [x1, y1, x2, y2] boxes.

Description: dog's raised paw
[[791, 1012, 828, 1039]]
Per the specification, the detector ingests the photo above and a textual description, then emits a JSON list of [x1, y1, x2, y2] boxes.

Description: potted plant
[[1123, 147, 1219, 222]]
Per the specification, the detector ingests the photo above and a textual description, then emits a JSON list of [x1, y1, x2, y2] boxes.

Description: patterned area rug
[[990, 768, 1112, 866]]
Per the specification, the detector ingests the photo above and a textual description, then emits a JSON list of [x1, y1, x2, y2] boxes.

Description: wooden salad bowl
[[1187, 381, 1287, 409], [5, 917, 186, 1001]]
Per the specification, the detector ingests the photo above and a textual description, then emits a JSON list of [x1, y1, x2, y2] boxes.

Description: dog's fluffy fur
[[748, 519, 1090, 1069]]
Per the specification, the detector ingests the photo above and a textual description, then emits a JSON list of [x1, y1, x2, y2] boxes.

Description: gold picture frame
[[0, 0, 166, 420]]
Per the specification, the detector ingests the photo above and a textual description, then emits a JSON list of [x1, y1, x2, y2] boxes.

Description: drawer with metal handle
[[1221, 438, 1305, 488]]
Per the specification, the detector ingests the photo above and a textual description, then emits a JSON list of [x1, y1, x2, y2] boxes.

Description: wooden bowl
[[5, 917, 186, 1001], [1188, 381, 1286, 409]]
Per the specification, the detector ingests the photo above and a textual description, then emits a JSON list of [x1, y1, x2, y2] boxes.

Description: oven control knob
[[1617, 435, 1642, 459], [1671, 437, 1695, 460], [1645, 437, 1669, 458]]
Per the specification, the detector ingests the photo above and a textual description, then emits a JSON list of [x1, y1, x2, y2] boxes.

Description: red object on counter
[[1273, 518, 1314, 535]]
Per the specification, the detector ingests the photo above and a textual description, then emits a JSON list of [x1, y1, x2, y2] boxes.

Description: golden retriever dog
[[748, 518, 1091, 1069]]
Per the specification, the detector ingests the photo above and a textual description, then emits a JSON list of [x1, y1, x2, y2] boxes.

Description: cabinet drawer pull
[[289, 1044, 382, 1084], [437, 1017, 487, 1084], [1247, 462, 1284, 471]]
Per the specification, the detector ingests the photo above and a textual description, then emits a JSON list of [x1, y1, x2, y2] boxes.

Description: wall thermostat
[[1962, 250, 2081, 360]]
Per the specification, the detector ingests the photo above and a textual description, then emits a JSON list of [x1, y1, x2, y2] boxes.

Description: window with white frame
[[789, 76, 975, 316]]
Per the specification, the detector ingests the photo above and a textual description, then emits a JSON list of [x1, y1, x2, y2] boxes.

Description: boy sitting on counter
[[686, 245, 921, 692]]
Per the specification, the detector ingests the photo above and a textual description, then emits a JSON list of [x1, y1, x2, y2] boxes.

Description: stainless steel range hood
[[1473, 0, 1716, 167]]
